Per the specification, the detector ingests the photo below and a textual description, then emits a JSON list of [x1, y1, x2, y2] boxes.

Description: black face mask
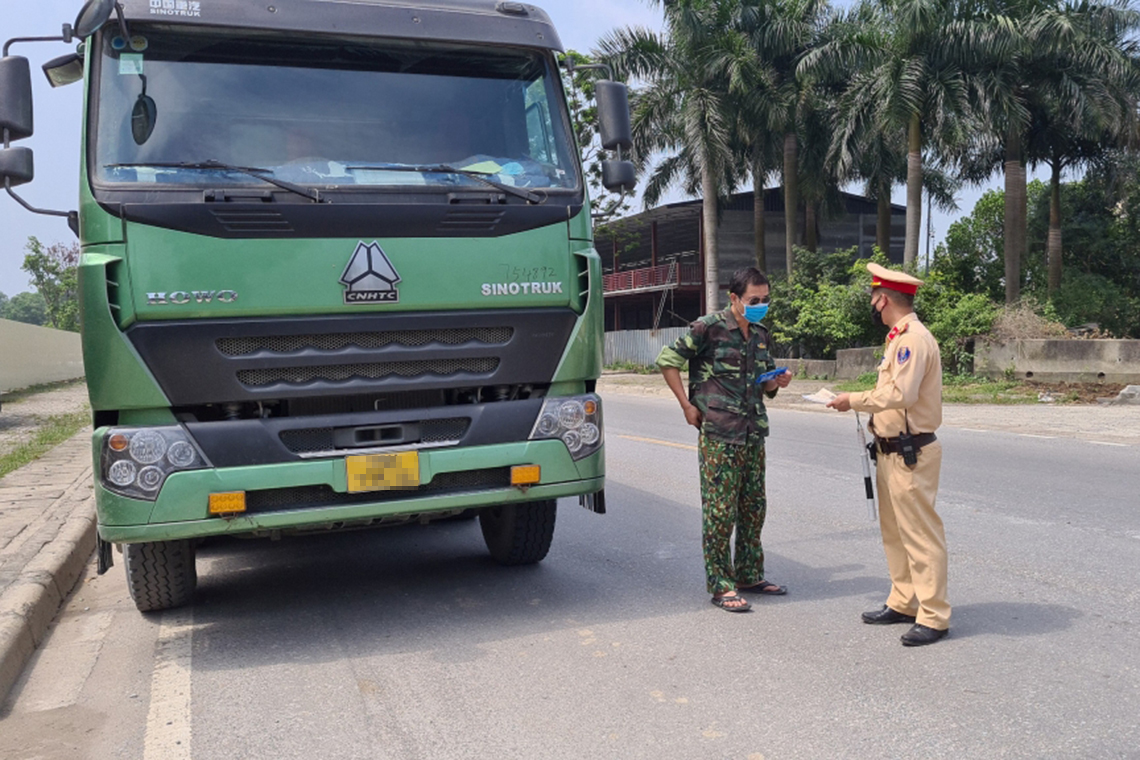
[[871, 301, 886, 328]]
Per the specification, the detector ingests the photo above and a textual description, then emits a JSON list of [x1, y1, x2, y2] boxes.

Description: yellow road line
[[616, 434, 697, 452], [144, 607, 193, 760]]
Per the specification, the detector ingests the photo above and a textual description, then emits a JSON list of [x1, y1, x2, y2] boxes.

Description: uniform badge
[[897, 347, 912, 365]]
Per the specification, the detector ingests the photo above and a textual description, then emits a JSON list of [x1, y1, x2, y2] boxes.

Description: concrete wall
[[976, 339, 1140, 384], [609, 335, 1140, 384], [606, 328, 838, 378], [782, 358, 836, 379], [836, 347, 880, 379], [0, 319, 85, 393]]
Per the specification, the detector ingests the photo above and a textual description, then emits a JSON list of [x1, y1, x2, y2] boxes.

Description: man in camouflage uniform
[[657, 267, 792, 612]]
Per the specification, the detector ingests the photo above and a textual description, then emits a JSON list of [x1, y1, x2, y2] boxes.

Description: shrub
[[769, 246, 1000, 372]]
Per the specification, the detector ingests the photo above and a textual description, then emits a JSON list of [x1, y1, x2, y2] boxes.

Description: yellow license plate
[[346, 451, 420, 493]]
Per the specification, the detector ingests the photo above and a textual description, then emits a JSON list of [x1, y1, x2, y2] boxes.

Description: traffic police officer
[[656, 267, 792, 612], [827, 263, 950, 646]]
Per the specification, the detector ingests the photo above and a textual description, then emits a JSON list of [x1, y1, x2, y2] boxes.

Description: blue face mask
[[743, 302, 769, 324]]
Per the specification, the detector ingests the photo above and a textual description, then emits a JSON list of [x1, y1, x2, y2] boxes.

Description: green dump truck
[[1, 0, 634, 611]]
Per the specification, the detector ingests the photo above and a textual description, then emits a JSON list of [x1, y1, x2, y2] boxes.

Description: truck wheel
[[124, 540, 197, 612], [479, 500, 556, 565]]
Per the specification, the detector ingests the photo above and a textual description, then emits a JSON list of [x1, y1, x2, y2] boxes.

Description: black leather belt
[[876, 432, 937, 454]]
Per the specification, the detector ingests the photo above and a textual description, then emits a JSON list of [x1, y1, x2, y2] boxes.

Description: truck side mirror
[[601, 159, 636, 194], [0, 146, 34, 187], [0, 15, 84, 230], [75, 0, 118, 39], [594, 81, 632, 152], [0, 56, 34, 142], [43, 53, 84, 88]]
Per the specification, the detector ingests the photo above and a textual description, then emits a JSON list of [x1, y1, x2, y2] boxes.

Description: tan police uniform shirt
[[850, 312, 942, 437]]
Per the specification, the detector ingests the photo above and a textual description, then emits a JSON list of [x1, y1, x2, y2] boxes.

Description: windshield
[[92, 27, 580, 193]]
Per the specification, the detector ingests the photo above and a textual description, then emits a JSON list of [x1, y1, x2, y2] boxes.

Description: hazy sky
[[0, 0, 1009, 297]]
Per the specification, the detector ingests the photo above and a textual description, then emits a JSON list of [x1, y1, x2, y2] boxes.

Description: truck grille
[[217, 327, 513, 356], [237, 358, 499, 388], [278, 428, 334, 455], [243, 467, 511, 513], [126, 309, 575, 406], [278, 417, 470, 455]]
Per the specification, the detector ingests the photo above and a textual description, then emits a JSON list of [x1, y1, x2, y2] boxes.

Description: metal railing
[[603, 262, 702, 294]]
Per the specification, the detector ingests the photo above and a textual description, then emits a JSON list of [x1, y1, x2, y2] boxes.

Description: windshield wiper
[[104, 160, 328, 203], [345, 163, 545, 204]]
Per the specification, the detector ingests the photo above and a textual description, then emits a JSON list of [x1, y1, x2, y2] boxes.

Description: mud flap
[[97, 537, 115, 575], [579, 489, 606, 514]]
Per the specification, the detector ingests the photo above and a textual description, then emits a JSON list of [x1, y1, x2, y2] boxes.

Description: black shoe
[[862, 605, 917, 625], [900, 624, 949, 647]]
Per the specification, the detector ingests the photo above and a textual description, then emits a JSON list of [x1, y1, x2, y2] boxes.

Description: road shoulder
[[598, 374, 1140, 445]]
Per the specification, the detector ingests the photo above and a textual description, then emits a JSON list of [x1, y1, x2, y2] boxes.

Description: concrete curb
[[0, 496, 96, 705]]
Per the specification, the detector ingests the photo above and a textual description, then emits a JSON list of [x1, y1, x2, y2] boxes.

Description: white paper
[[801, 387, 837, 405]]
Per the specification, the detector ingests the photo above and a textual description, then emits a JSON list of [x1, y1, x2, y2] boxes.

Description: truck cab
[[0, 0, 634, 611]]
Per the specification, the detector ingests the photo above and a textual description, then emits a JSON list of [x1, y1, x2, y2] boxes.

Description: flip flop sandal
[[711, 594, 752, 612], [736, 580, 787, 596]]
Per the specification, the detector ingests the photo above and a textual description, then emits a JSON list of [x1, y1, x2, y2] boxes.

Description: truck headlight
[[529, 394, 603, 460], [100, 426, 210, 501]]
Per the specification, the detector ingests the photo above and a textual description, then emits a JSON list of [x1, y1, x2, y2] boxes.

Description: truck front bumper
[[96, 439, 603, 543]]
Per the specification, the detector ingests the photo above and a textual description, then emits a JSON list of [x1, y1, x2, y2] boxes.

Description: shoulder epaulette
[[887, 323, 910, 342], [696, 311, 726, 328]]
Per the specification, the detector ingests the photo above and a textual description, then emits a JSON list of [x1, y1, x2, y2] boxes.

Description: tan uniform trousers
[[876, 441, 950, 630]]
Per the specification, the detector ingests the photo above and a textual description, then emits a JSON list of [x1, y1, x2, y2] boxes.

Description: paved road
[[3, 395, 1139, 759]]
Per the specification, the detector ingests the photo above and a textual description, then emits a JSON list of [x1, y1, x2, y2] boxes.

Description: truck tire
[[479, 500, 556, 565], [124, 540, 197, 612]]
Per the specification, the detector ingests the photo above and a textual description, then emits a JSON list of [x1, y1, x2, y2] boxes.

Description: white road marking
[[959, 428, 991, 433], [1089, 441, 1128, 448], [143, 607, 194, 760], [1018, 434, 1056, 439]]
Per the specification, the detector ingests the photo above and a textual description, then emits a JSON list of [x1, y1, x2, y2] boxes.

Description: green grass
[[0, 378, 86, 405], [834, 372, 878, 392], [942, 377, 1036, 405], [0, 410, 91, 479], [834, 372, 1038, 404]]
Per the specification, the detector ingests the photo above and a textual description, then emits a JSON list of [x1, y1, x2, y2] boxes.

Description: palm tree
[[802, 0, 975, 266], [724, 2, 782, 271], [735, 125, 782, 270], [794, 86, 844, 253], [958, 0, 1140, 301], [952, 0, 1038, 303], [853, 130, 907, 254], [737, 0, 827, 275], [841, 129, 961, 260], [598, 0, 747, 311], [1024, 0, 1140, 294]]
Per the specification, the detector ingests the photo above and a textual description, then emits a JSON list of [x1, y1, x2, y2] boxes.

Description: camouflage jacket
[[656, 307, 778, 445]]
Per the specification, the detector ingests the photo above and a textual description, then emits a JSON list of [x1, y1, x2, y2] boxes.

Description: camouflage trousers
[[698, 434, 768, 595]]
